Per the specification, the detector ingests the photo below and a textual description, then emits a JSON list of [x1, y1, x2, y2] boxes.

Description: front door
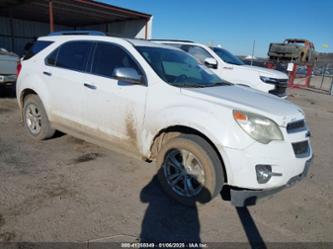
[[82, 42, 148, 152]]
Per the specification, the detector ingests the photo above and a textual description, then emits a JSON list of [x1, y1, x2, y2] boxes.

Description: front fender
[[140, 105, 254, 158], [140, 105, 254, 186]]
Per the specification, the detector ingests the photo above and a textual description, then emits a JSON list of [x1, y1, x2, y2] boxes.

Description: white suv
[[17, 32, 312, 206], [155, 40, 289, 98]]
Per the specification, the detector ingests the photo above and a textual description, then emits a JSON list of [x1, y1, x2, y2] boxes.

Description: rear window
[[52, 41, 93, 72], [23, 40, 53, 60]]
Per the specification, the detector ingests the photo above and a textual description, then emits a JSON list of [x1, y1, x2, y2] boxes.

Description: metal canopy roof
[[0, 0, 151, 27]]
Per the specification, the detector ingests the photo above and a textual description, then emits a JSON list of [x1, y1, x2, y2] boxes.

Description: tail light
[[16, 61, 22, 77]]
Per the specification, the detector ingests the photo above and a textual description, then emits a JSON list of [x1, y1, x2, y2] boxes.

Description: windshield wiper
[[207, 82, 233, 87], [172, 81, 232, 88], [172, 82, 209, 88]]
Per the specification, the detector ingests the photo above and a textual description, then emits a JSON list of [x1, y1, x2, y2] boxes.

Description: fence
[[305, 64, 333, 93]]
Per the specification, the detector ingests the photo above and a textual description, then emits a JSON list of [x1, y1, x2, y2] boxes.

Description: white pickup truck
[[0, 48, 18, 85], [155, 40, 289, 98], [17, 32, 312, 206]]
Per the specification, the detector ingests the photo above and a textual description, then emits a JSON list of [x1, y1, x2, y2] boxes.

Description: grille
[[275, 79, 288, 84], [287, 120, 306, 133], [292, 141, 310, 158], [269, 81, 287, 97]]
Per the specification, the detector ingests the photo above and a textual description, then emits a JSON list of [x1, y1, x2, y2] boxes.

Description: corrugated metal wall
[[79, 19, 151, 39], [0, 16, 152, 56], [0, 17, 70, 55]]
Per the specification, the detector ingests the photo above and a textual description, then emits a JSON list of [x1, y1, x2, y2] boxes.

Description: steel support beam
[[144, 20, 148, 40], [49, 0, 54, 32]]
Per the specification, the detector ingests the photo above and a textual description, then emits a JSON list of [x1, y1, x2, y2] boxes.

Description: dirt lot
[[0, 84, 333, 245]]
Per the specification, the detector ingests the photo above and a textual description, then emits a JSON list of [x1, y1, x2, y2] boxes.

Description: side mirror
[[112, 67, 143, 84], [204, 58, 218, 69]]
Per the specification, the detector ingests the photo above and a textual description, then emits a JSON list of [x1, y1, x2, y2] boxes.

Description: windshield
[[136, 46, 230, 88], [212, 47, 245, 66]]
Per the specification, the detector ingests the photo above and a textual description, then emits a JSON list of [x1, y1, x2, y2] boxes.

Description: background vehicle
[[268, 39, 317, 65], [17, 33, 312, 206], [154, 40, 289, 98], [0, 48, 18, 85]]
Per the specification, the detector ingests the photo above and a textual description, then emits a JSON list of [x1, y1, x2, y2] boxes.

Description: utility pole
[[251, 40, 255, 66]]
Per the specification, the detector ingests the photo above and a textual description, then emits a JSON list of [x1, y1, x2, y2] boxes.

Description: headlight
[[233, 110, 284, 144], [260, 76, 279, 84]]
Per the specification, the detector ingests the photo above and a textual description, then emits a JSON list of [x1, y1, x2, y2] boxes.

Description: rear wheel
[[156, 134, 224, 206], [23, 95, 55, 140]]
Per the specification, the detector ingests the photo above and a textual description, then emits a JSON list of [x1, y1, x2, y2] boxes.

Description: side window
[[55, 41, 93, 71], [92, 43, 141, 78], [23, 41, 53, 60], [181, 45, 213, 64], [45, 48, 58, 66]]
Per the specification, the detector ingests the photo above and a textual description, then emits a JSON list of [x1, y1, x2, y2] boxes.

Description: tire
[[156, 134, 224, 206], [23, 94, 55, 140]]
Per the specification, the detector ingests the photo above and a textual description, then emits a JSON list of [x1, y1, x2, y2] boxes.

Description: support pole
[[305, 64, 312, 88], [288, 63, 297, 86], [320, 64, 328, 89], [144, 19, 148, 40], [251, 40, 255, 66], [49, 0, 54, 32]]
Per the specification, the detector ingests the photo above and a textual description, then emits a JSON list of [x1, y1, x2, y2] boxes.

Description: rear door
[[82, 42, 148, 152], [43, 40, 94, 128]]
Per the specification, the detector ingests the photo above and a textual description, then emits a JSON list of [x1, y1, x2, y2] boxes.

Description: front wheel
[[156, 134, 224, 206]]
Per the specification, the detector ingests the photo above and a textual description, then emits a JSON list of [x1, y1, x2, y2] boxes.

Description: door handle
[[43, 71, 52, 76], [223, 67, 233, 70], [83, 83, 97, 90]]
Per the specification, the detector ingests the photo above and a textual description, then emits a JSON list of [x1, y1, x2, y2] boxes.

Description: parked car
[[17, 32, 312, 206], [153, 40, 289, 98], [268, 39, 317, 65], [0, 48, 18, 85]]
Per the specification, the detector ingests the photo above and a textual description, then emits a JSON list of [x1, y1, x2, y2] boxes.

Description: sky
[[100, 0, 333, 57]]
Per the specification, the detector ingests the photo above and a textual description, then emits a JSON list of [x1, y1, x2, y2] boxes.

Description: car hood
[[181, 85, 304, 126], [240, 65, 288, 79]]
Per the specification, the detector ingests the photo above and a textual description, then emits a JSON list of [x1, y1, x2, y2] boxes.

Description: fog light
[[255, 165, 272, 184]]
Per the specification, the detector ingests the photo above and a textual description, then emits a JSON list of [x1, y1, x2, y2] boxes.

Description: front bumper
[[0, 74, 16, 84], [219, 124, 312, 189], [227, 157, 312, 206]]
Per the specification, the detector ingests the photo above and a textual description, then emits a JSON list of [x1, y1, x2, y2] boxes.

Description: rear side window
[[52, 41, 93, 72], [23, 41, 53, 60], [92, 42, 141, 78], [45, 49, 58, 66]]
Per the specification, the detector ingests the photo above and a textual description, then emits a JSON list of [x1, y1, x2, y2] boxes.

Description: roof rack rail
[[48, 30, 106, 36], [150, 39, 194, 43]]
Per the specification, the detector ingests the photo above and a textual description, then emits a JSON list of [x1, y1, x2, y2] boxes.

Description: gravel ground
[[0, 84, 332, 245]]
